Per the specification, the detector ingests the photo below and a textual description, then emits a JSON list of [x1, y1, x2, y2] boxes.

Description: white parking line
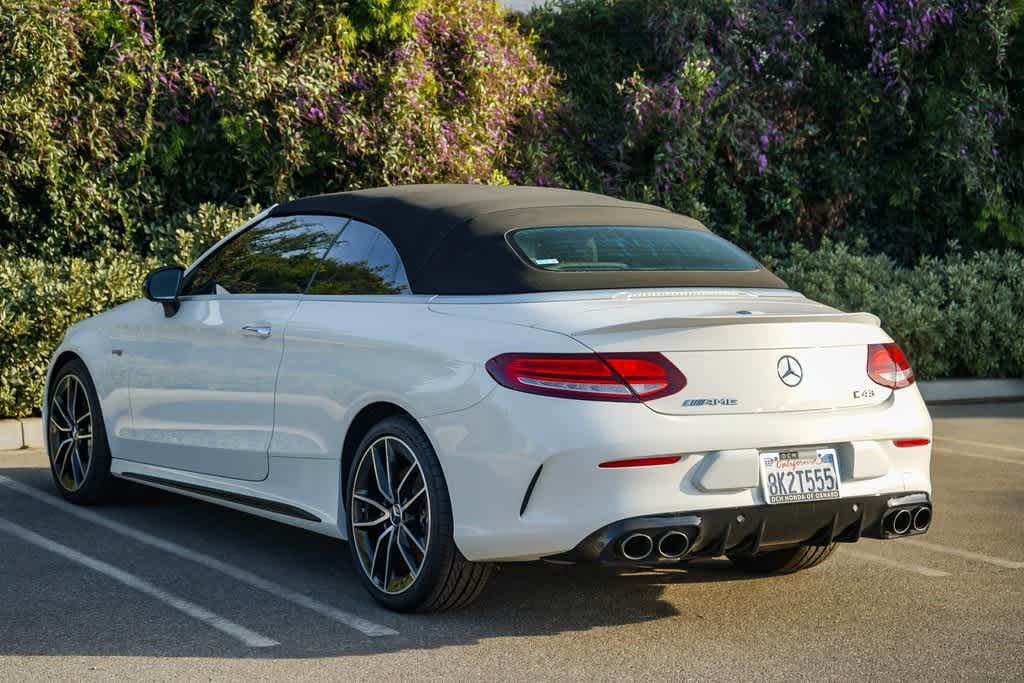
[[932, 446, 1024, 467], [900, 538, 1024, 569], [0, 476, 397, 637], [0, 517, 278, 648], [844, 549, 950, 577], [933, 435, 1024, 455]]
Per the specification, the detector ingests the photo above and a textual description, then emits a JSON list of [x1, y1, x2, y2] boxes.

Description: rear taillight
[[867, 343, 915, 389], [485, 353, 686, 402]]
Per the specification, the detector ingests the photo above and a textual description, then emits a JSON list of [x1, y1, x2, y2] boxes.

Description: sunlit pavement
[[1, 403, 1021, 681]]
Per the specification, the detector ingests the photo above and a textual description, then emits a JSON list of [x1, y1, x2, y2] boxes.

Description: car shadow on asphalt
[[0, 465, 763, 659]]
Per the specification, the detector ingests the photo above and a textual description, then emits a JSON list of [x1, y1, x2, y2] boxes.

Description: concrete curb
[[0, 418, 43, 451], [3, 380, 1021, 449], [917, 379, 1024, 404]]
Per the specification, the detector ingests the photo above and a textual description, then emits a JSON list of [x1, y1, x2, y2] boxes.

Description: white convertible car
[[44, 185, 933, 612]]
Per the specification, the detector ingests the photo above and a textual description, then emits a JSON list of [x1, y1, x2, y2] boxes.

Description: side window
[[306, 220, 410, 295], [181, 215, 349, 296]]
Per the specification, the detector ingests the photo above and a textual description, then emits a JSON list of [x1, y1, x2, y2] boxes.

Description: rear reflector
[[867, 343, 915, 389], [893, 438, 931, 448], [599, 455, 682, 468], [485, 353, 686, 402]]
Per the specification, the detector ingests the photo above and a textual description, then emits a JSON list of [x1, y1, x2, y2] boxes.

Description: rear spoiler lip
[[571, 311, 881, 336]]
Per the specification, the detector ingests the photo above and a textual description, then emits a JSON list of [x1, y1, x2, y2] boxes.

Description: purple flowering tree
[[521, 0, 1022, 258]]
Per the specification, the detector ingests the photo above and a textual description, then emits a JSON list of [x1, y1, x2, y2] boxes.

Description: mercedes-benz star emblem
[[777, 355, 803, 387]]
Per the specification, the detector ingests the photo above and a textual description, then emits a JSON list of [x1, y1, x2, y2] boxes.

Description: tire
[[345, 415, 493, 612], [728, 542, 838, 574], [46, 359, 119, 504]]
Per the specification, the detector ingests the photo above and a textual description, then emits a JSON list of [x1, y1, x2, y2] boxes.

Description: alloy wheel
[[350, 436, 431, 595], [48, 374, 94, 492]]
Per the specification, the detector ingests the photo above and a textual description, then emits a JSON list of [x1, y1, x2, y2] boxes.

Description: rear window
[[508, 226, 759, 272]]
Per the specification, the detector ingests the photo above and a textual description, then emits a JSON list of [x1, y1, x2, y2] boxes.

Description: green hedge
[[769, 242, 1024, 380], [3, 235, 1021, 417], [5, 0, 1020, 264], [520, 0, 1024, 260], [0, 248, 154, 418], [1, 1, 1022, 417], [0, 204, 248, 418], [0, 0, 554, 260]]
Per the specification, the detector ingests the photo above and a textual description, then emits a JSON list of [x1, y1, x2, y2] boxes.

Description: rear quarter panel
[[269, 296, 588, 461]]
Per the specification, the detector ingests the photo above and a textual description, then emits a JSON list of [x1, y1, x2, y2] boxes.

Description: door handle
[[241, 324, 272, 339]]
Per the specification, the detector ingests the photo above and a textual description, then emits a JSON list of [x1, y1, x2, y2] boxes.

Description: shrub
[[145, 0, 554, 212], [144, 202, 262, 266], [0, 0, 152, 257], [771, 241, 1024, 380], [521, 0, 1024, 260], [0, 197, 259, 418], [0, 248, 155, 418], [1, 1, 1022, 418], [0, 0, 555, 261], [3, 232, 1021, 418]]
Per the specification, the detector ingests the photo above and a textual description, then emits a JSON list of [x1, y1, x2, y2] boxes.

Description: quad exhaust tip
[[656, 530, 691, 559], [912, 506, 932, 532], [891, 509, 913, 535], [620, 533, 654, 561], [887, 506, 931, 536]]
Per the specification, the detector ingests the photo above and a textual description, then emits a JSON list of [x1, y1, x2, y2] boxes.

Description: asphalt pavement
[[1, 402, 1021, 681]]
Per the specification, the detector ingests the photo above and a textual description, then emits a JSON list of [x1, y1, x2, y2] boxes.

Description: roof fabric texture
[[269, 185, 786, 294]]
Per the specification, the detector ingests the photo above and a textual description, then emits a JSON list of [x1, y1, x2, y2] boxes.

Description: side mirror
[[143, 265, 184, 316]]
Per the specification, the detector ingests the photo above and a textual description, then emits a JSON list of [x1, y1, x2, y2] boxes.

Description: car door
[[271, 220, 415, 462], [123, 214, 350, 480]]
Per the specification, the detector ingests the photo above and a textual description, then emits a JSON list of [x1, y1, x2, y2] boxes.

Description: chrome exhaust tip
[[891, 509, 913, 535], [620, 533, 654, 561], [656, 530, 690, 559], [912, 506, 932, 532]]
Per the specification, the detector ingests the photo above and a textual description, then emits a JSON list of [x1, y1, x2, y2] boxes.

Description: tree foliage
[[2, 1, 1023, 416], [0, 0, 555, 259], [520, 0, 1024, 260]]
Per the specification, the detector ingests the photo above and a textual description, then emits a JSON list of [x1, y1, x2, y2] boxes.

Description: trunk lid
[[429, 289, 894, 415], [647, 345, 889, 415]]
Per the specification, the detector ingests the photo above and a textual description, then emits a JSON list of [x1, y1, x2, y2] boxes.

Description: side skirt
[[119, 471, 322, 522]]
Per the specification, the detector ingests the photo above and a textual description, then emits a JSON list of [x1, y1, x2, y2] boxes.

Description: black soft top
[[269, 185, 786, 294]]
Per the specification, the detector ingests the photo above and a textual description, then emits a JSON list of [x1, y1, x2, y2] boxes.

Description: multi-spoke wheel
[[46, 359, 117, 504], [48, 374, 94, 492], [350, 436, 430, 595], [346, 415, 493, 612]]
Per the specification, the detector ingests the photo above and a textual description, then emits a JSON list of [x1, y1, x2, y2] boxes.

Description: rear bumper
[[421, 383, 933, 562], [546, 492, 932, 565]]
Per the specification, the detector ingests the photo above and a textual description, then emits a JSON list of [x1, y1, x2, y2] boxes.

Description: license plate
[[759, 447, 841, 505]]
